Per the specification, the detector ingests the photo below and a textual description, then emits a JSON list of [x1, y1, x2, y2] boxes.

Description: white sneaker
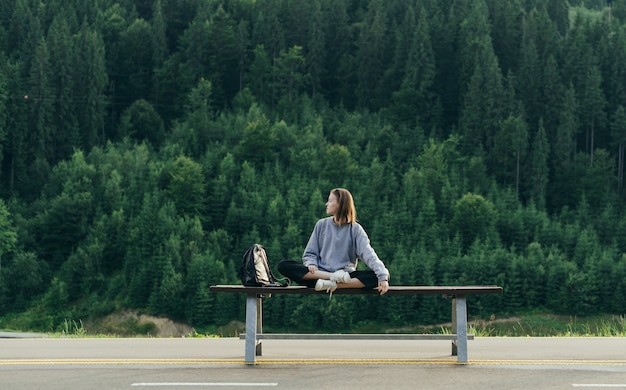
[[330, 270, 351, 284], [315, 279, 337, 296]]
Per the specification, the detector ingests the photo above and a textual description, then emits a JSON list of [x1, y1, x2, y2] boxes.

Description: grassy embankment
[[2, 312, 625, 337]]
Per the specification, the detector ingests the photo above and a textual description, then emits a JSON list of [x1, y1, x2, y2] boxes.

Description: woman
[[278, 188, 390, 295]]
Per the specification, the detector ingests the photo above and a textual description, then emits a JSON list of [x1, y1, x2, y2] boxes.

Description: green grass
[[467, 313, 626, 337], [2, 312, 626, 338], [60, 319, 87, 337], [345, 313, 626, 338]]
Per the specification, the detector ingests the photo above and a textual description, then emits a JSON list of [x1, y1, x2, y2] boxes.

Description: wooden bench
[[209, 285, 503, 364]]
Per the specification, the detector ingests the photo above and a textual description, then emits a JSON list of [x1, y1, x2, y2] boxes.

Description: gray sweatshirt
[[302, 217, 390, 282]]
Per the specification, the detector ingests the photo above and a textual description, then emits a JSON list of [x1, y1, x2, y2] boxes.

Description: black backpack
[[239, 244, 287, 287]]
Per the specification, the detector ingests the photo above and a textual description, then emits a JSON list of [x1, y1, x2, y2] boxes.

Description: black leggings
[[277, 260, 379, 289]]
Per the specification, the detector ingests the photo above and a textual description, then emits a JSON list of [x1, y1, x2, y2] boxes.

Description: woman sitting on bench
[[278, 188, 390, 296]]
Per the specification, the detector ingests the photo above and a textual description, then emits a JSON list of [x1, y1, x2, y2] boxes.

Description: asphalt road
[[1, 337, 625, 389]]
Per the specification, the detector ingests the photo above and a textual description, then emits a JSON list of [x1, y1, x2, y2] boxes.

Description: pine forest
[[1, 0, 626, 334]]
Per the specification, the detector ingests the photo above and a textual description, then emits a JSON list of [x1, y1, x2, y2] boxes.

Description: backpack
[[239, 244, 287, 287]]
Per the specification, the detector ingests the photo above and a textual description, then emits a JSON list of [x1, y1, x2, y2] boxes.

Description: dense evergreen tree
[[611, 106, 626, 195], [518, 24, 541, 131], [118, 99, 165, 146], [73, 24, 107, 148], [387, 3, 437, 132], [550, 84, 580, 210], [485, 0, 523, 76], [356, 0, 389, 110], [529, 119, 550, 209], [541, 55, 564, 139], [113, 18, 155, 112], [605, 24, 626, 118], [320, 0, 352, 107], [47, 14, 80, 163], [0, 65, 6, 174], [0, 199, 16, 277]]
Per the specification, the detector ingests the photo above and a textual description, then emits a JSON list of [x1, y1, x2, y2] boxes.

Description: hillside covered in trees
[[1, 0, 626, 333]]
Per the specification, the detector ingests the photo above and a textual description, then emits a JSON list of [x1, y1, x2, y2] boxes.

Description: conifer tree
[[0, 65, 6, 174], [611, 106, 626, 195], [356, 0, 388, 110], [73, 23, 107, 148], [47, 14, 79, 162], [388, 3, 436, 131], [232, 20, 249, 93], [485, 0, 523, 75], [579, 63, 606, 165], [383, 4, 416, 99], [252, 0, 285, 110], [493, 115, 528, 197], [29, 36, 54, 154], [458, 45, 505, 155], [320, 0, 351, 106], [150, 0, 168, 110], [163, 155, 206, 217], [306, 0, 324, 98], [114, 18, 155, 109], [529, 119, 550, 209], [550, 84, 579, 210], [541, 55, 564, 139], [457, 0, 492, 98], [247, 45, 272, 106], [0, 199, 16, 276], [9, 0, 38, 59], [518, 32, 541, 131], [605, 24, 626, 116], [274, 46, 306, 105]]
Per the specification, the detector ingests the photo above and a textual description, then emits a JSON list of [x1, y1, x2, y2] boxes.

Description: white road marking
[[131, 383, 278, 387], [572, 385, 626, 388]]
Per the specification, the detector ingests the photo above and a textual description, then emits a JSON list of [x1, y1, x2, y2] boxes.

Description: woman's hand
[[377, 280, 389, 295], [307, 265, 318, 274]]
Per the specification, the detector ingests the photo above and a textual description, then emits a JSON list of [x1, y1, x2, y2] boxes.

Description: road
[[1, 337, 625, 389]]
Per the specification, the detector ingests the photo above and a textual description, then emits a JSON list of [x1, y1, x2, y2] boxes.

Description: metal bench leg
[[451, 298, 457, 356], [455, 296, 468, 363], [256, 297, 263, 356], [245, 294, 258, 364]]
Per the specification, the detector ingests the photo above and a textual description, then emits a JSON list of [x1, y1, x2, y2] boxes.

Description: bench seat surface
[[209, 285, 503, 296]]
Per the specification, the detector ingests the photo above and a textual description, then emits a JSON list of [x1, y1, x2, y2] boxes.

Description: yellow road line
[[252, 359, 626, 366], [0, 359, 242, 365], [470, 360, 626, 366], [1, 359, 626, 366]]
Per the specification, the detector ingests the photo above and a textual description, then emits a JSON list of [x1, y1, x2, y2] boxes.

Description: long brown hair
[[332, 188, 357, 225]]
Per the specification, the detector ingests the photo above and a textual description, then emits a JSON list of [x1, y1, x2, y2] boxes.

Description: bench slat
[[210, 285, 503, 296]]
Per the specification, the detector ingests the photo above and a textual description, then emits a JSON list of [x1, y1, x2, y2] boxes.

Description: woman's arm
[[354, 223, 390, 282], [302, 220, 322, 267]]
